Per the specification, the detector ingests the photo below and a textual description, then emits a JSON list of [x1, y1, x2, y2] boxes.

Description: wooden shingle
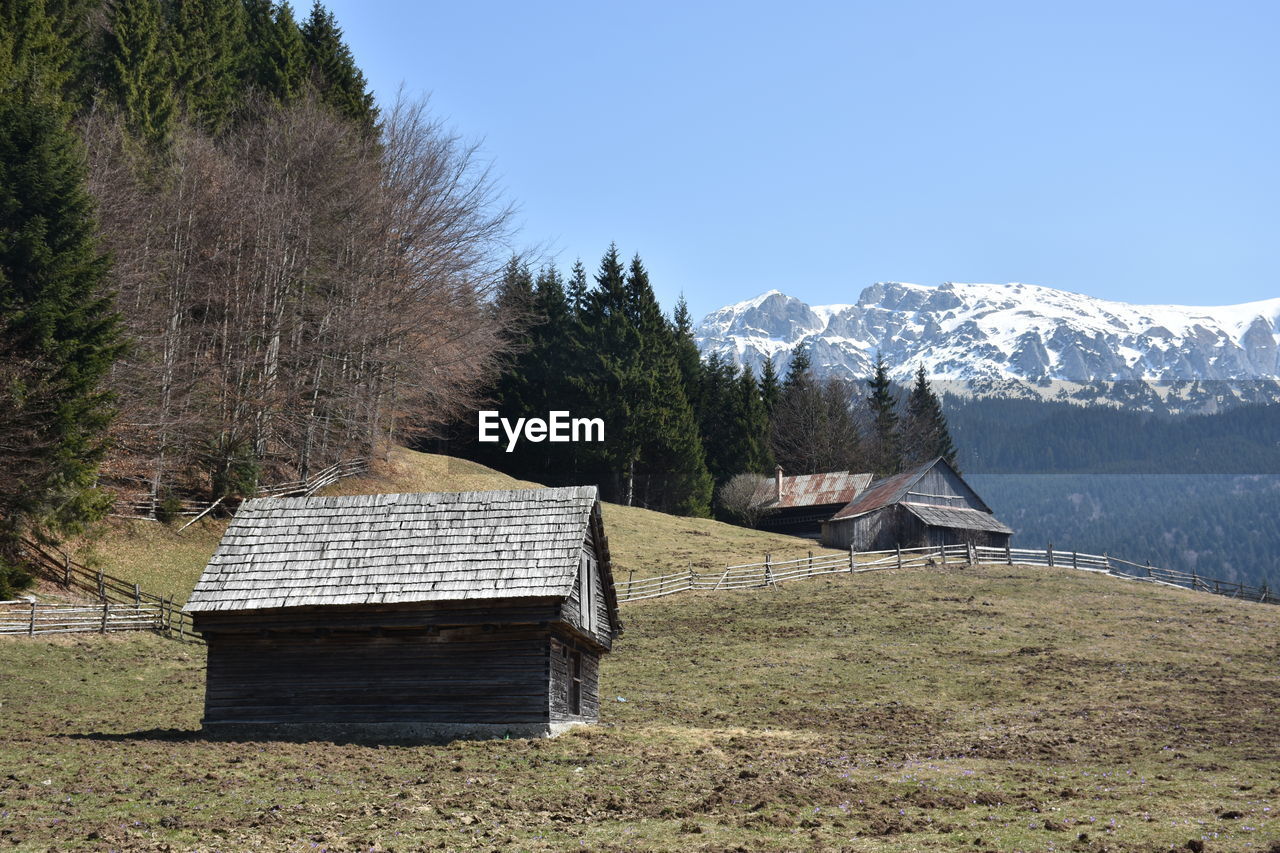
[[186, 486, 599, 613]]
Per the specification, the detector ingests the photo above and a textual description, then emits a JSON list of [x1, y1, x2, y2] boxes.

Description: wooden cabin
[[821, 458, 1012, 550], [754, 467, 873, 538], [184, 486, 621, 740]]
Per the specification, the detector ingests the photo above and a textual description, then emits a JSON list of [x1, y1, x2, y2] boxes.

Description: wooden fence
[[0, 599, 167, 635], [111, 458, 370, 521], [9, 459, 374, 640], [17, 537, 200, 642], [616, 543, 1277, 607]]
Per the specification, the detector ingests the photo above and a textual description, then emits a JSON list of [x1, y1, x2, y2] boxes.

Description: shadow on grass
[[59, 727, 537, 746]]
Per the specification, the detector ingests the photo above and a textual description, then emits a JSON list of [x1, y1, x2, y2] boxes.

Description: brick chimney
[[775, 465, 784, 503]]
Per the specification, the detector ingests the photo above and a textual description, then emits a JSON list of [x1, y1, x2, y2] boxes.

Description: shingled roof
[[186, 486, 601, 613]]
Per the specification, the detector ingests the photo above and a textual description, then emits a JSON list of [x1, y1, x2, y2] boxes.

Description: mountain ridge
[[695, 282, 1280, 410]]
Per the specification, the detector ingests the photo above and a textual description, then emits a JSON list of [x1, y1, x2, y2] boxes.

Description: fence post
[[97, 569, 105, 601], [134, 583, 141, 609], [100, 602, 109, 633], [849, 545, 855, 572], [1145, 560, 1152, 578], [808, 550, 813, 575], [939, 545, 946, 566], [1006, 543, 1012, 565], [28, 600, 37, 636], [967, 542, 975, 566], [896, 545, 902, 570], [63, 552, 71, 587], [1072, 550, 1078, 570], [1191, 568, 1198, 591], [764, 553, 773, 587], [688, 563, 694, 591]]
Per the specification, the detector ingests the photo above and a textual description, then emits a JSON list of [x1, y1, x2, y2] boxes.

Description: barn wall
[[559, 528, 615, 651], [825, 507, 1012, 550], [823, 506, 902, 550], [548, 633, 602, 724], [201, 623, 552, 726], [902, 464, 988, 511]]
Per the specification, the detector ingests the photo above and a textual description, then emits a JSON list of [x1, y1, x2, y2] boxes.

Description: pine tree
[[784, 344, 812, 388], [566, 258, 588, 317], [483, 257, 536, 464], [301, 1, 377, 132], [1, 0, 77, 102], [770, 343, 823, 474], [575, 247, 710, 515], [759, 356, 780, 416], [525, 264, 579, 482], [0, 92, 124, 557], [101, 0, 176, 150], [901, 365, 957, 469], [867, 352, 901, 477], [671, 294, 703, 410], [168, 0, 246, 134], [623, 254, 711, 515], [576, 245, 636, 500], [734, 364, 772, 473], [245, 0, 307, 103]]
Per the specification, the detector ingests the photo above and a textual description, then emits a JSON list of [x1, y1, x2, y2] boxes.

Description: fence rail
[[110, 458, 370, 521], [17, 537, 200, 642], [0, 600, 164, 635], [616, 543, 1276, 607]]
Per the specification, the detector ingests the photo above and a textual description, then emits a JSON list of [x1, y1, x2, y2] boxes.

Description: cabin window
[[570, 651, 582, 716], [578, 553, 594, 635]]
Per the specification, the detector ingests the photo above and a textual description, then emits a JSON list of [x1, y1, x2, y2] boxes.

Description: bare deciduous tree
[[82, 92, 517, 508], [717, 472, 771, 528]]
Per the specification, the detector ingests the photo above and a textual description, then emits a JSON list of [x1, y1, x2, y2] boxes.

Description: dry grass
[[70, 446, 834, 603], [1, 563, 1277, 850], [14, 448, 1273, 848]]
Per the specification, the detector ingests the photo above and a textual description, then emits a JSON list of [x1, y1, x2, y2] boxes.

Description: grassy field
[[2, 561, 1278, 851], [69, 447, 838, 603], [7, 448, 1276, 850]]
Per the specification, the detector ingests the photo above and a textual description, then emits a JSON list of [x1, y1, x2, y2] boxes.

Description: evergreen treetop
[[301, 1, 377, 132], [867, 352, 902, 477]]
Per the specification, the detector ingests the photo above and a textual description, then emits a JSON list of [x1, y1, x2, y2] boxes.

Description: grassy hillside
[[72, 446, 839, 603], [2, 563, 1277, 850]]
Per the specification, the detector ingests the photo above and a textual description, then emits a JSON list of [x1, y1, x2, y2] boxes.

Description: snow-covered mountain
[[695, 282, 1280, 410]]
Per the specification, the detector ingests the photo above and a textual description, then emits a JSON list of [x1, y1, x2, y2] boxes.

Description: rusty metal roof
[[829, 458, 944, 520], [755, 471, 872, 509]]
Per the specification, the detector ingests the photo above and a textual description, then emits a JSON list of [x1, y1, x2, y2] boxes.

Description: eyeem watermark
[[478, 410, 605, 453]]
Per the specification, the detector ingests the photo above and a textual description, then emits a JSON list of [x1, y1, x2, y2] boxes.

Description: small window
[[569, 651, 582, 716]]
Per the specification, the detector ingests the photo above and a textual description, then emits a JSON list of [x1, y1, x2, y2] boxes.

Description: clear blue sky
[[326, 0, 1278, 319]]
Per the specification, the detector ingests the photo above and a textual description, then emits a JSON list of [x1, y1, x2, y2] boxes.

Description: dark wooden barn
[[754, 467, 873, 538], [184, 486, 621, 740], [820, 458, 1013, 551]]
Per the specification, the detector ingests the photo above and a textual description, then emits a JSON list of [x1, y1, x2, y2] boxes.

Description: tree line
[[1, 0, 513, 593], [453, 247, 958, 519]]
